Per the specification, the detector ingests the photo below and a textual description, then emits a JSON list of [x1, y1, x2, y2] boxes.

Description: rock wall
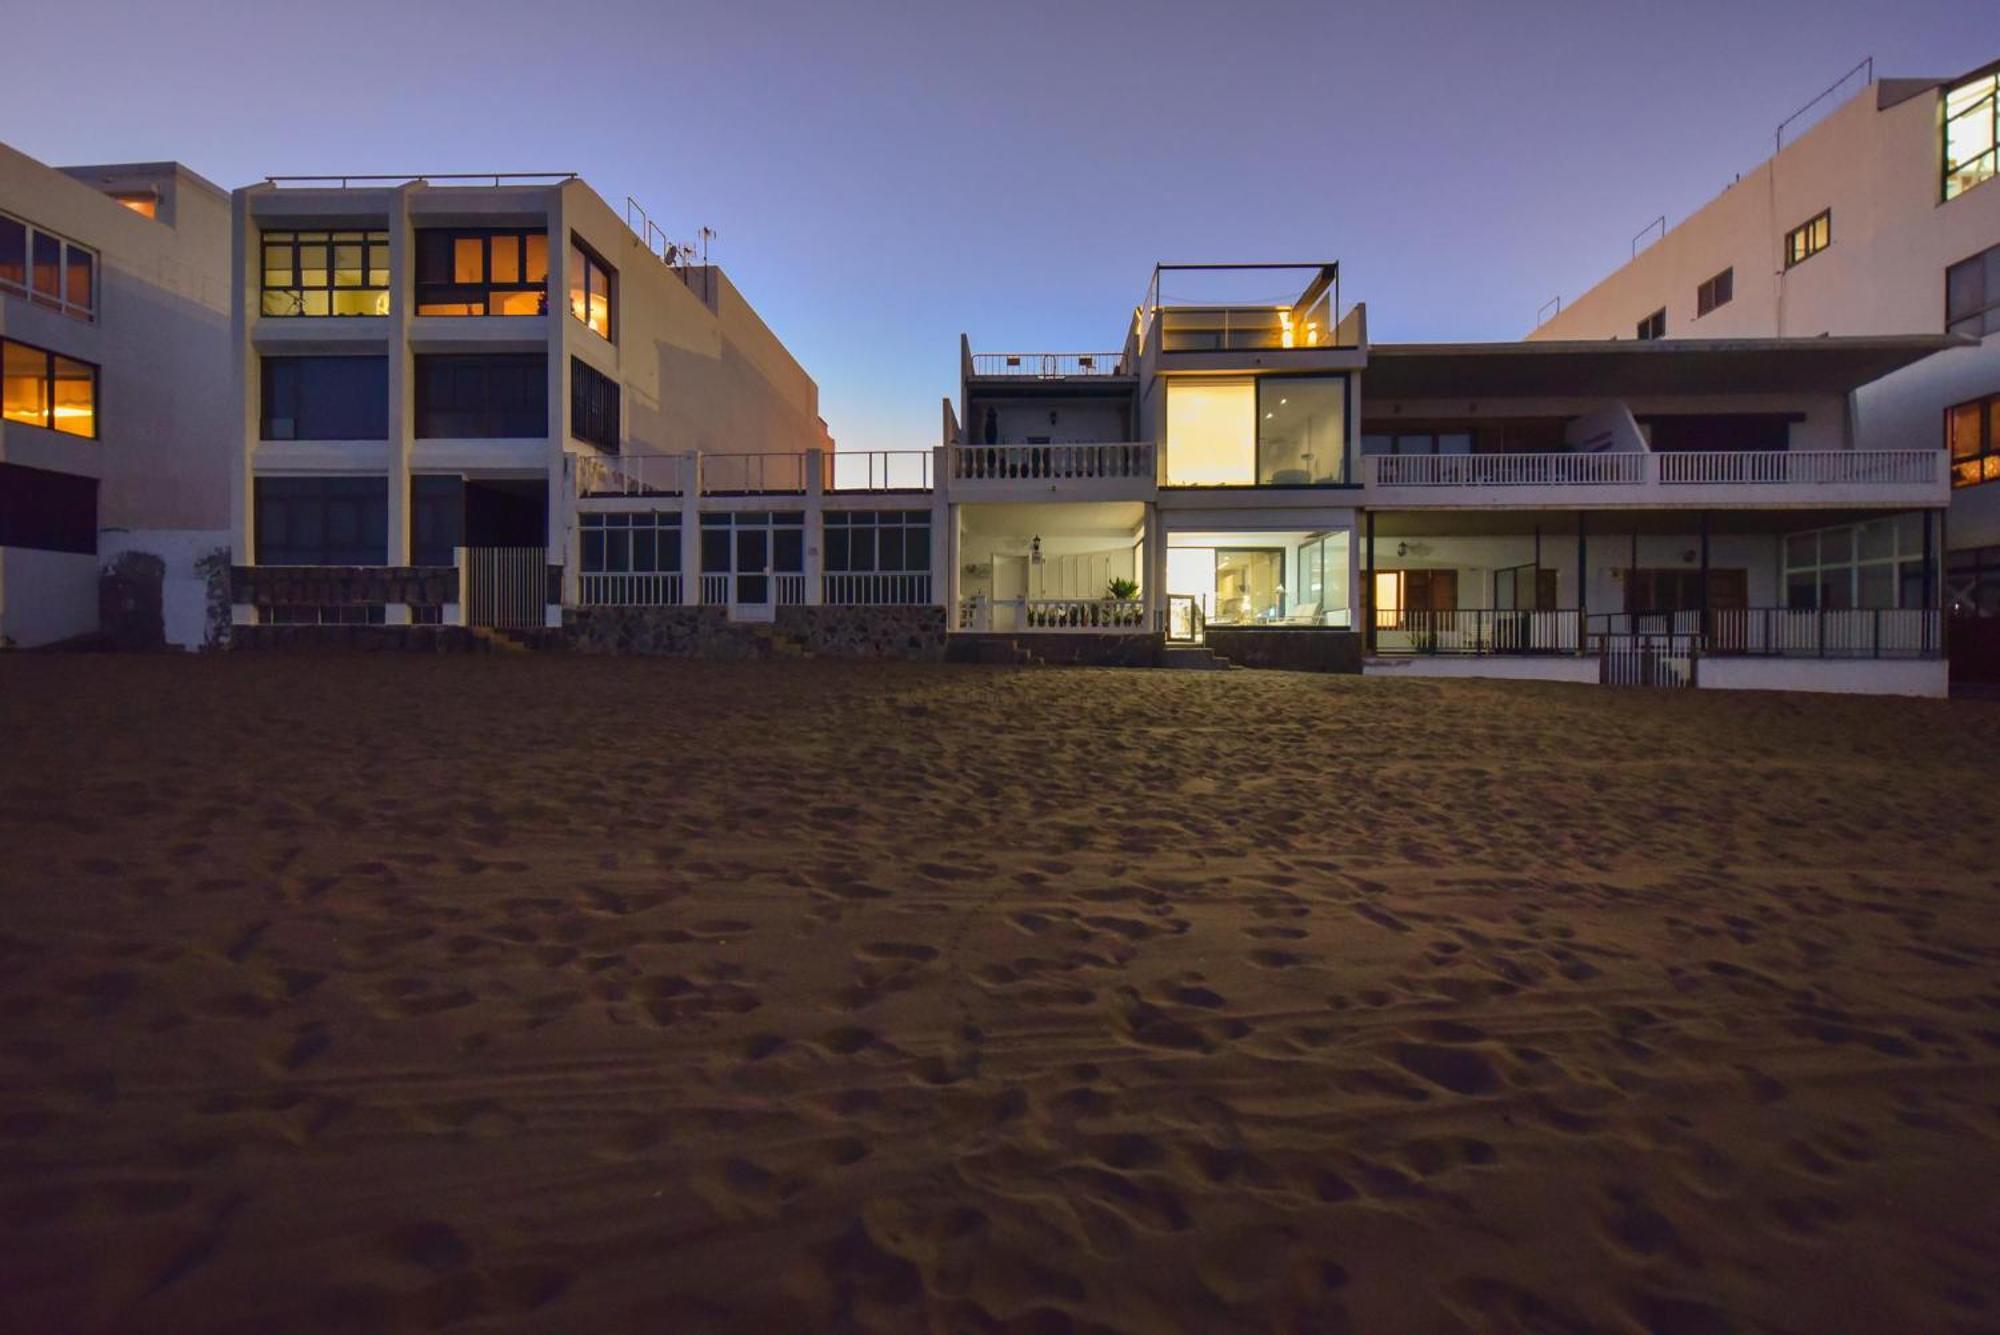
[[230, 566, 460, 611], [1203, 627, 1364, 673], [945, 633, 1164, 667], [564, 605, 948, 661], [231, 625, 497, 653]]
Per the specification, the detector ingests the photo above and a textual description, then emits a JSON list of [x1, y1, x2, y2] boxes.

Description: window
[[415, 229, 549, 316], [0, 462, 96, 554], [254, 476, 389, 566], [1165, 376, 1348, 485], [581, 511, 681, 574], [1639, 413, 1794, 453], [261, 230, 390, 317], [0, 211, 95, 320], [1949, 393, 2000, 488], [1783, 516, 1928, 611], [1373, 569, 1457, 629], [2, 337, 97, 438], [700, 511, 804, 604], [260, 356, 388, 440], [414, 354, 547, 438], [1359, 431, 1473, 456], [1946, 243, 2000, 338], [1636, 308, 1666, 340], [1696, 268, 1733, 318], [1294, 532, 1352, 626], [823, 509, 931, 597], [1944, 65, 1998, 201], [1212, 549, 1285, 624], [111, 193, 157, 219], [1949, 545, 2000, 619], [568, 237, 613, 339], [411, 476, 463, 567], [570, 358, 619, 450], [1784, 210, 1831, 268]]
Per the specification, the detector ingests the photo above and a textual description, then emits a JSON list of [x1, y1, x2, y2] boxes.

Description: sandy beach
[[1, 655, 1998, 1333]]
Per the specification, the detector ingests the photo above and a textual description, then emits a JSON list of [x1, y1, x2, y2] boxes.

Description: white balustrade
[[952, 442, 1155, 483], [823, 572, 933, 605]]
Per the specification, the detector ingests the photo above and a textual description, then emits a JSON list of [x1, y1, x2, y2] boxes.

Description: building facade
[[1527, 58, 2000, 679], [1, 143, 232, 647]]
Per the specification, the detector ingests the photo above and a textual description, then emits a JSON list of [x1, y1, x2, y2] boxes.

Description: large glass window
[[254, 477, 389, 566], [261, 356, 389, 440], [1164, 380, 1254, 483], [581, 511, 681, 574], [1294, 532, 1352, 625], [1945, 66, 1998, 202], [570, 358, 619, 450], [1946, 243, 2000, 339], [261, 230, 389, 317], [1784, 210, 1831, 268], [0, 462, 96, 554], [414, 354, 548, 438], [1949, 393, 2000, 488], [1783, 516, 1929, 610], [2, 337, 96, 438], [1257, 378, 1347, 484], [0, 211, 94, 321], [568, 237, 613, 339], [824, 510, 930, 573], [415, 229, 549, 316], [1212, 549, 1284, 624], [410, 476, 463, 567]]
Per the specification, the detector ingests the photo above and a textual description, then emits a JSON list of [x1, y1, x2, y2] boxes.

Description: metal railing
[[829, 450, 933, 491], [701, 453, 808, 494], [970, 353, 1126, 377], [461, 546, 546, 629], [577, 452, 685, 496], [579, 572, 683, 606], [264, 172, 578, 189], [1369, 450, 1940, 489], [1655, 451, 1937, 485], [822, 572, 933, 605], [1372, 609, 1584, 655], [1591, 608, 1941, 658], [1371, 452, 1646, 486], [1593, 633, 1698, 687], [952, 442, 1155, 483]]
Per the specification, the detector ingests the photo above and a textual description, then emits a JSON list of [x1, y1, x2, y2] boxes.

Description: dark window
[[1950, 393, 2000, 489], [254, 476, 388, 565], [0, 214, 23, 293], [415, 229, 549, 316], [260, 356, 388, 440], [261, 229, 390, 317], [0, 462, 96, 554], [1640, 413, 1795, 452], [0, 211, 94, 321], [1359, 431, 1474, 456], [823, 510, 931, 573], [580, 511, 680, 574], [414, 354, 548, 438], [1696, 267, 1733, 318], [410, 475, 464, 566], [570, 358, 620, 450], [1947, 243, 2000, 339], [1636, 308, 1666, 340], [567, 236, 614, 340], [1784, 210, 1831, 268], [1, 337, 97, 438]]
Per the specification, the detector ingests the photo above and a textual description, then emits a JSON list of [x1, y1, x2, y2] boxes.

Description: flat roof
[[1367, 335, 1969, 399]]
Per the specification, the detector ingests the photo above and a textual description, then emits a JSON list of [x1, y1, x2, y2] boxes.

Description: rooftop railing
[[970, 352, 1128, 377], [263, 173, 578, 189], [1369, 450, 1940, 489]]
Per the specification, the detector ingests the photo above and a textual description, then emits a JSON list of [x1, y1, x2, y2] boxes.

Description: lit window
[[1696, 267, 1733, 318], [0, 211, 95, 321], [568, 237, 613, 340], [1, 337, 97, 437], [1949, 393, 2000, 489], [1784, 210, 1831, 268], [111, 192, 157, 219], [263, 230, 390, 317], [1946, 243, 2000, 338], [1636, 309, 1666, 340], [1944, 67, 1998, 201], [1164, 380, 1255, 484], [414, 229, 548, 317]]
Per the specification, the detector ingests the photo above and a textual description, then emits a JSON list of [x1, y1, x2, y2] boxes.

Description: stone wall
[[945, 633, 1164, 668], [231, 566, 460, 610], [564, 605, 948, 661], [231, 624, 498, 653], [1204, 627, 1364, 674], [773, 606, 947, 660]]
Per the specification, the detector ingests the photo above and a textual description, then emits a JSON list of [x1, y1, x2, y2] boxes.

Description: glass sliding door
[[1212, 549, 1283, 624], [1258, 378, 1347, 484]]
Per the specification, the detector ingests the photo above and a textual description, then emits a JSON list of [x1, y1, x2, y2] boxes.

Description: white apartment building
[[1529, 57, 2000, 681], [0, 143, 232, 647], [228, 172, 834, 632]]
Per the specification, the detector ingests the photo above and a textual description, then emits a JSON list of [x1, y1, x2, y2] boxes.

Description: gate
[[463, 547, 547, 630], [1595, 632, 1698, 687]]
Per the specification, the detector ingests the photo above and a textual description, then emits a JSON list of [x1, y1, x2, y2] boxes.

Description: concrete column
[[385, 184, 415, 566], [230, 188, 260, 567], [803, 448, 825, 605], [1345, 521, 1364, 632], [1142, 506, 1165, 629], [545, 185, 571, 577], [930, 447, 951, 611], [680, 453, 701, 606]]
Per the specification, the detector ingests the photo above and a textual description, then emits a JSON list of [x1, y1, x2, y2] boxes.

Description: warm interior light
[[112, 193, 157, 219]]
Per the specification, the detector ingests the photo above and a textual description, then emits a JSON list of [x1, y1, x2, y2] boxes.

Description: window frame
[[1, 336, 99, 439], [413, 227, 550, 318], [1636, 308, 1666, 340], [581, 511, 681, 575], [413, 353, 549, 439], [1696, 267, 1733, 318], [1946, 242, 2000, 339], [1943, 63, 1999, 202], [0, 210, 96, 321], [260, 228, 391, 318], [253, 476, 390, 567], [1949, 392, 2000, 489], [570, 357, 620, 451], [822, 509, 932, 576], [1784, 210, 1831, 269], [568, 235, 615, 341], [260, 355, 390, 441]]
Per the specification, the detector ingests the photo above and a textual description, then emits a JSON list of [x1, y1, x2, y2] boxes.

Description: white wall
[[1698, 657, 1947, 698], [0, 547, 98, 646], [1365, 657, 1600, 684]]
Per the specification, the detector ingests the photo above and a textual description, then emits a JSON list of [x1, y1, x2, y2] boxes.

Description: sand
[[1, 655, 1998, 1334]]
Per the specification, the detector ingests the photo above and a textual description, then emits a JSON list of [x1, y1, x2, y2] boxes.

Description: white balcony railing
[[774, 573, 807, 605], [971, 352, 1125, 377], [1369, 450, 1940, 490], [823, 572, 933, 605], [579, 572, 683, 606], [952, 442, 1155, 483], [699, 573, 731, 604]]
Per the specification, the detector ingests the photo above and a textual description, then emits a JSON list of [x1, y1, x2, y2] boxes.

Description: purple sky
[[5, 0, 1993, 448]]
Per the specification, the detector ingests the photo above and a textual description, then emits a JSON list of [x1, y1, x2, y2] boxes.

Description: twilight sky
[[4, 0, 1992, 448]]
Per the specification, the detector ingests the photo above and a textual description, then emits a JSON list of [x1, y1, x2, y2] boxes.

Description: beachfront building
[[227, 172, 842, 633], [1, 142, 232, 647], [942, 263, 1956, 695], [1527, 56, 2000, 681]]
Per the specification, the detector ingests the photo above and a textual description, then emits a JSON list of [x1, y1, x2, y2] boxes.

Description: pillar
[[804, 447, 825, 605], [385, 183, 415, 567], [680, 452, 702, 606], [1364, 510, 1377, 654], [929, 447, 951, 612]]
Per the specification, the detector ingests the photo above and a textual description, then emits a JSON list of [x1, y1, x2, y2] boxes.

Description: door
[[992, 554, 1028, 631], [735, 527, 769, 607]]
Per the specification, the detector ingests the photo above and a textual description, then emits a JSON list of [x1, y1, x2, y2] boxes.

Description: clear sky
[[4, 0, 1992, 448]]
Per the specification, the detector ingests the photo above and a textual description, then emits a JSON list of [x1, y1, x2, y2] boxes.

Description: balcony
[[1365, 449, 1943, 508], [969, 352, 1128, 378], [947, 442, 1156, 500], [1137, 264, 1366, 372]]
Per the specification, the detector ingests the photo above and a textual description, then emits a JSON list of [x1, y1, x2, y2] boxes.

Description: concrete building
[[1, 143, 232, 647], [1527, 57, 2000, 679], [228, 172, 832, 630]]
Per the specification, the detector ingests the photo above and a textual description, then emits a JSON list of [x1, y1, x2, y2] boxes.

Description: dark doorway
[[464, 479, 547, 548]]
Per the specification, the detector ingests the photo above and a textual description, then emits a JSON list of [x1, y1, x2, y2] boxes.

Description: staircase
[[1162, 645, 1235, 671]]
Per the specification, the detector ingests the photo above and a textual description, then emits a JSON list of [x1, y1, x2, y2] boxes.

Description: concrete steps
[[1162, 645, 1236, 671]]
